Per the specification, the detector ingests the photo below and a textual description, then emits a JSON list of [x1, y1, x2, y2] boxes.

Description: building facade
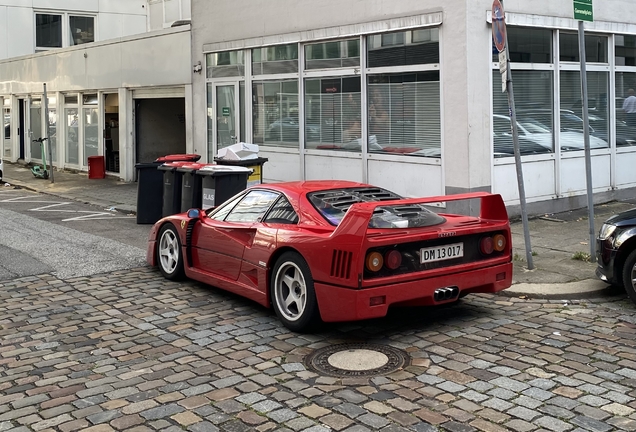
[[0, 0, 193, 180], [190, 0, 636, 215]]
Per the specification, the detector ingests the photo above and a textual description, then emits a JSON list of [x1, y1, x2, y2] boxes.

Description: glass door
[[29, 98, 43, 160], [215, 82, 245, 150]]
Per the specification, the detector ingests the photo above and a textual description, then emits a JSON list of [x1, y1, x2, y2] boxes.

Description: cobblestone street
[[1, 268, 636, 432]]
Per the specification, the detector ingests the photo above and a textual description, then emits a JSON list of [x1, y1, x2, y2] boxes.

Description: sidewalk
[[2, 161, 631, 299]]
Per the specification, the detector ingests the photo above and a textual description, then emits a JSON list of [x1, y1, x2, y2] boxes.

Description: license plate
[[420, 243, 464, 264]]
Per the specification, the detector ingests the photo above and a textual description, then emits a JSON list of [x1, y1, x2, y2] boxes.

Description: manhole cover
[[304, 343, 410, 377]]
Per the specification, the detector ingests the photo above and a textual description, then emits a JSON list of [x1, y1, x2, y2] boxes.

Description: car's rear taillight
[[366, 252, 384, 272], [384, 250, 402, 270], [480, 237, 494, 255], [493, 234, 506, 252], [481, 234, 507, 255]]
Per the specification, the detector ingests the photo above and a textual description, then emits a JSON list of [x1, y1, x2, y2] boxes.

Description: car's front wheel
[[271, 252, 320, 332], [622, 249, 636, 305], [157, 224, 184, 280]]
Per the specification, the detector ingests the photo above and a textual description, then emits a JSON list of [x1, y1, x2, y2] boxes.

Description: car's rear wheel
[[157, 224, 184, 280], [621, 249, 636, 304], [271, 252, 320, 332]]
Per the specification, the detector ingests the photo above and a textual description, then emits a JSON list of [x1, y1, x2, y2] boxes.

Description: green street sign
[[222, 107, 230, 116], [574, 0, 593, 22]]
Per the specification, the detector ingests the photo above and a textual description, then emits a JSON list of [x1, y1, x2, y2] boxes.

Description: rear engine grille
[[331, 250, 352, 279]]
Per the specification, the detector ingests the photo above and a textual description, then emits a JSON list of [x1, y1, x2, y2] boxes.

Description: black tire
[[270, 252, 320, 332], [621, 249, 636, 305], [156, 223, 185, 281]]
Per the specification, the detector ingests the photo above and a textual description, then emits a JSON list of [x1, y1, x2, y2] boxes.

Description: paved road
[[0, 187, 148, 280], [2, 188, 636, 431], [1, 266, 636, 431]]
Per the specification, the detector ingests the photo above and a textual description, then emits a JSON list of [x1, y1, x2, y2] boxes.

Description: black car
[[596, 208, 636, 303]]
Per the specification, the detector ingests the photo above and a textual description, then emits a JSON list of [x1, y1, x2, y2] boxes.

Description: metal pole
[[43, 83, 54, 183], [578, 21, 595, 262], [504, 29, 534, 269]]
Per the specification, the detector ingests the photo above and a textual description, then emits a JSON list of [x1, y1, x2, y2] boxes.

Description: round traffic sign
[[492, 0, 506, 53]]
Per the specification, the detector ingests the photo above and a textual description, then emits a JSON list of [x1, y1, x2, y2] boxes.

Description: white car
[[0, 158, 3, 181]]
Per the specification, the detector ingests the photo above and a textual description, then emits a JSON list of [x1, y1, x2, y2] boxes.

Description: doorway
[[104, 94, 120, 173], [214, 82, 245, 149], [18, 99, 25, 160]]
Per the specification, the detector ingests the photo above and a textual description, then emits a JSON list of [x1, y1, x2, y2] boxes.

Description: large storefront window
[[368, 28, 439, 67], [493, 70, 554, 157], [366, 29, 441, 157], [616, 35, 636, 67], [368, 72, 440, 156], [206, 50, 245, 78], [616, 72, 636, 146], [305, 39, 360, 69], [560, 71, 609, 150], [492, 27, 554, 157], [560, 32, 608, 63], [304, 77, 361, 150], [252, 44, 298, 74], [253, 81, 299, 148]]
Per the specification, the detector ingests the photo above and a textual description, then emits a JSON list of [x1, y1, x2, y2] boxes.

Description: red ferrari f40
[[147, 181, 512, 332]]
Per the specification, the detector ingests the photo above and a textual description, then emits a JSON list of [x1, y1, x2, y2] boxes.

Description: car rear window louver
[[331, 249, 352, 279]]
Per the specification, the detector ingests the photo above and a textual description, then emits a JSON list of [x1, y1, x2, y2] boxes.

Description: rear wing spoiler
[[331, 192, 508, 239]]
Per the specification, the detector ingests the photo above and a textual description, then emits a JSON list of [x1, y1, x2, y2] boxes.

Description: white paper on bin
[[197, 165, 253, 174], [216, 143, 259, 160]]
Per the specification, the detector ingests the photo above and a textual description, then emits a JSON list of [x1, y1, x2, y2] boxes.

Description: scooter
[[31, 137, 49, 179]]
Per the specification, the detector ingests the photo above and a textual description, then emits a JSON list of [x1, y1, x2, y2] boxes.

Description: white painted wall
[[147, 0, 192, 30], [0, 0, 149, 60], [0, 27, 191, 94]]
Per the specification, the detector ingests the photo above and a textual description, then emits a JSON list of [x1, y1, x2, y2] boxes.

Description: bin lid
[[159, 161, 192, 170], [135, 161, 163, 168], [196, 165, 253, 176], [176, 162, 209, 172], [213, 157, 268, 166], [155, 153, 201, 162]]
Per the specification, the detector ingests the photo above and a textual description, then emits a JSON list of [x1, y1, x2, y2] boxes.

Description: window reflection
[[304, 77, 361, 151], [225, 190, 279, 223]]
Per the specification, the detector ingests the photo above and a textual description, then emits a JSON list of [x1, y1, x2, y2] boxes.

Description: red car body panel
[[147, 180, 513, 323]]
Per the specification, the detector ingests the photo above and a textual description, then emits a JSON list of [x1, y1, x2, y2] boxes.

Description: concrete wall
[[0, 26, 191, 94]]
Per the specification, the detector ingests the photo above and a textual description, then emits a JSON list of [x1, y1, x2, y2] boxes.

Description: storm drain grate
[[304, 343, 410, 377]]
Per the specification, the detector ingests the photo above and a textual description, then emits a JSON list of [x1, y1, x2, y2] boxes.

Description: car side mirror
[[187, 208, 204, 219]]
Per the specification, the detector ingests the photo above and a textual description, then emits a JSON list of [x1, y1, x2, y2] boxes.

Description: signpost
[[493, 0, 534, 269], [575, 0, 596, 261], [574, 0, 593, 22]]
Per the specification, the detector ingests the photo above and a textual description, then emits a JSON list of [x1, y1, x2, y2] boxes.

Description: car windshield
[[308, 187, 446, 228]]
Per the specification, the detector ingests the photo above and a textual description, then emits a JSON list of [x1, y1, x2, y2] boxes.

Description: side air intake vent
[[331, 250, 352, 279]]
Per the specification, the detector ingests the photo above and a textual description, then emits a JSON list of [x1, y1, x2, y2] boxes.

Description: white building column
[[441, 1, 493, 213], [119, 87, 135, 181], [185, 84, 194, 155]]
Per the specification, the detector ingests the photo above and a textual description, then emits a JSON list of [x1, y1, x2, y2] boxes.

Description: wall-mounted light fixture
[[193, 61, 202, 74]]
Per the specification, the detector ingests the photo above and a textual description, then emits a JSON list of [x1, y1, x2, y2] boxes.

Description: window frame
[[34, 11, 96, 52]]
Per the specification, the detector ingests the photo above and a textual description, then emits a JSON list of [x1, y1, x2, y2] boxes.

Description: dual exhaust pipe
[[434, 286, 459, 301]]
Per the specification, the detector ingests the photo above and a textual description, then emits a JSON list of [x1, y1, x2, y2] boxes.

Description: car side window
[[225, 190, 280, 223], [208, 193, 245, 221], [263, 196, 299, 224]]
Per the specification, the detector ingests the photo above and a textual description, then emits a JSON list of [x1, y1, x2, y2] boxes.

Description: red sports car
[[147, 181, 513, 332]]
